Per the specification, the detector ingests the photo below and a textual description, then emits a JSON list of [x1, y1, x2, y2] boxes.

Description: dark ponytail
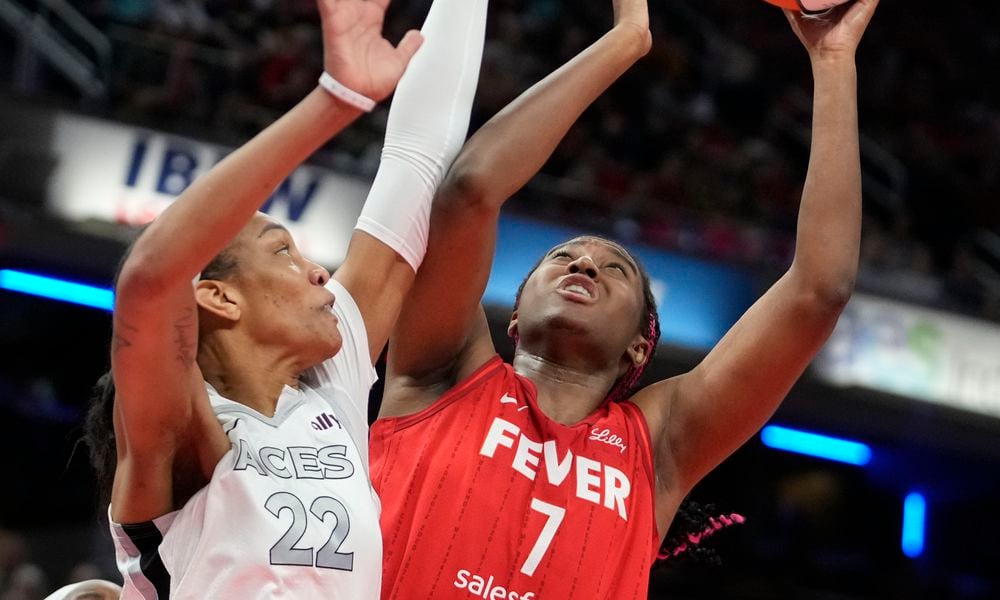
[[82, 371, 117, 508]]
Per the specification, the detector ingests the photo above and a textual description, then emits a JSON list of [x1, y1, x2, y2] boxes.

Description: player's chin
[[321, 333, 344, 361], [304, 328, 343, 367], [540, 309, 597, 337]]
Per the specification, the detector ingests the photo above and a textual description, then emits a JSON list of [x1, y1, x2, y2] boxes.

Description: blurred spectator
[[0, 531, 29, 590], [3, 0, 998, 320], [1, 564, 46, 600]]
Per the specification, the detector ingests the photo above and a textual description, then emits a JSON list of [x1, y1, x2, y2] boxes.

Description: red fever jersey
[[371, 356, 659, 600]]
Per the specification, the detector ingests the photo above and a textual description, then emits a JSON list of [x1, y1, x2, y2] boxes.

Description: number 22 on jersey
[[265, 492, 355, 570]]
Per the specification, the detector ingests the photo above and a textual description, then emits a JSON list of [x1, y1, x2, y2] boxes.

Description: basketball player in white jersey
[[80, 0, 489, 597]]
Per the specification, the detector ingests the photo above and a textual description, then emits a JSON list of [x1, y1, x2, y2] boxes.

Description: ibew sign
[[46, 113, 369, 267]]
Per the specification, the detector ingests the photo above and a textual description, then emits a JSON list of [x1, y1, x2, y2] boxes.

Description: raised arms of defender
[[331, 0, 487, 362], [110, 0, 421, 524]]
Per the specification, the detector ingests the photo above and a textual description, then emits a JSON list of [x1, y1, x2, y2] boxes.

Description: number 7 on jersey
[[520, 499, 566, 576]]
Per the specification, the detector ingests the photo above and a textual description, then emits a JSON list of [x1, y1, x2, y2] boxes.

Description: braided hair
[[656, 502, 745, 566], [607, 264, 660, 404]]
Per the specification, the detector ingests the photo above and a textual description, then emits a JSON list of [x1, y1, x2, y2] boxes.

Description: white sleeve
[[306, 279, 378, 416], [354, 0, 489, 271]]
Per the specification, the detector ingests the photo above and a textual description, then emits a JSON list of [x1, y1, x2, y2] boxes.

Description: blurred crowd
[[8, 0, 1000, 320], [0, 529, 102, 600]]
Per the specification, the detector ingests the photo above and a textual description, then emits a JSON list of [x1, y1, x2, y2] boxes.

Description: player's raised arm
[[109, 0, 420, 523], [634, 0, 879, 512], [332, 0, 488, 363], [383, 0, 652, 408]]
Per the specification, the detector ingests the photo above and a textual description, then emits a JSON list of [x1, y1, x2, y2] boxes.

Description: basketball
[[764, 0, 853, 12]]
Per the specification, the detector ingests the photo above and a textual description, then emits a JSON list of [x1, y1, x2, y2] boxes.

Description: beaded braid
[[656, 506, 745, 565], [606, 275, 661, 403]]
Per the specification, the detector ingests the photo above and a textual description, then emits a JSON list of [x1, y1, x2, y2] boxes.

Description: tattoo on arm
[[112, 320, 138, 355], [173, 308, 197, 365]]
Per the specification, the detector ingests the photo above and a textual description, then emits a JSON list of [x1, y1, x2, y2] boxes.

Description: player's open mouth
[[557, 275, 597, 303]]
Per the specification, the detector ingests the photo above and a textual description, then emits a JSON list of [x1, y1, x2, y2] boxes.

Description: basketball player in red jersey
[[371, 0, 880, 598]]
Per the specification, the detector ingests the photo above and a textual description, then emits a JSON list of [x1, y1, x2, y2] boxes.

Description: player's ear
[[623, 334, 649, 373], [196, 280, 241, 322], [507, 310, 519, 341]]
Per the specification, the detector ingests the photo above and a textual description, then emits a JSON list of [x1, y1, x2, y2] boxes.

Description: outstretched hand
[[785, 0, 879, 63], [318, 0, 424, 102]]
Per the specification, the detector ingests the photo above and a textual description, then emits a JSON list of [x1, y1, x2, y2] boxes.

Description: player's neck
[[198, 334, 303, 417], [512, 351, 617, 424]]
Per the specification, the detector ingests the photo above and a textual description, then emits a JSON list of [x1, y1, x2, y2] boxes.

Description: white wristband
[[318, 72, 377, 113]]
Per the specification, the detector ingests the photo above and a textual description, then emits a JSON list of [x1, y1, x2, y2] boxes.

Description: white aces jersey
[[110, 280, 382, 599]]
